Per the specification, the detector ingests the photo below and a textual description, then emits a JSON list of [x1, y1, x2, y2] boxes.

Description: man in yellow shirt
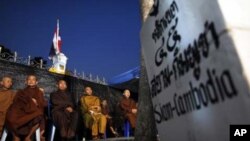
[[80, 86, 107, 140]]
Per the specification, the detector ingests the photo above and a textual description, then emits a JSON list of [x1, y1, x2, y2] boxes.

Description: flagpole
[[56, 19, 59, 54], [57, 19, 59, 35]]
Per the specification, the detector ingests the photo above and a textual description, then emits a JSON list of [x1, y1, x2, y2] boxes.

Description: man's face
[[102, 100, 107, 106], [85, 87, 93, 95], [26, 75, 37, 87], [1, 77, 12, 89], [124, 90, 130, 98], [58, 80, 67, 91]]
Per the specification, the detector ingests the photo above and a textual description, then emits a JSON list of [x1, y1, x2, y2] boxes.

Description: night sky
[[0, 0, 141, 81]]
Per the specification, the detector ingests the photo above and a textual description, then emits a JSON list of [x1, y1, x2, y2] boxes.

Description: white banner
[[141, 0, 250, 140]]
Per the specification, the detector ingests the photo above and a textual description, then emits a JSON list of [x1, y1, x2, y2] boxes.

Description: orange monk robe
[[6, 86, 46, 136], [0, 88, 15, 137], [120, 96, 137, 128], [80, 95, 107, 136]]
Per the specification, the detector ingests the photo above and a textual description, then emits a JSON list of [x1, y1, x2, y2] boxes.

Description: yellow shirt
[[80, 95, 101, 114]]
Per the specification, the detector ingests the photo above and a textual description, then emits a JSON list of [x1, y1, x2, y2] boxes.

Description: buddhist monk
[[0, 76, 15, 138], [50, 80, 78, 141], [120, 89, 137, 129], [80, 86, 107, 140], [6, 74, 46, 141], [101, 99, 118, 137]]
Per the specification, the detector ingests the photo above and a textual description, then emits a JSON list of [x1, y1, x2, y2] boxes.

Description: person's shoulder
[[0, 88, 15, 96], [130, 98, 136, 102], [120, 96, 126, 101], [80, 94, 87, 98], [93, 95, 101, 100], [39, 87, 45, 93], [80, 94, 88, 101]]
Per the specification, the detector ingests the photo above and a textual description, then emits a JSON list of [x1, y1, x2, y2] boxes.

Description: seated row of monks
[[0, 75, 138, 141]]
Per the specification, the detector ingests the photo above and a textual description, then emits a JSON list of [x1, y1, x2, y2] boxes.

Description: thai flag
[[49, 19, 62, 59]]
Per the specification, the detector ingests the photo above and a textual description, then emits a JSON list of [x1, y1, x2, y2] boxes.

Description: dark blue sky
[[0, 0, 141, 81]]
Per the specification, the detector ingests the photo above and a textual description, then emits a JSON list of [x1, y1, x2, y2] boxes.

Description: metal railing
[[72, 69, 107, 85], [0, 47, 107, 85]]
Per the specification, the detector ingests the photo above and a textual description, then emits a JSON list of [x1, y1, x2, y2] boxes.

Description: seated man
[[80, 86, 107, 140], [0, 76, 15, 138], [120, 89, 137, 130], [50, 80, 78, 141], [6, 74, 46, 141], [101, 99, 118, 137]]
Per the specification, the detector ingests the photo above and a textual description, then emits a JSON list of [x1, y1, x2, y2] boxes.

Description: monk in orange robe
[[50, 80, 78, 141], [0, 76, 15, 138], [120, 89, 137, 129], [80, 86, 107, 140], [6, 75, 46, 141]]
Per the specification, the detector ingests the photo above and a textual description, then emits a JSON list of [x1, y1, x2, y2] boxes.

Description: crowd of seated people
[[0, 75, 138, 141]]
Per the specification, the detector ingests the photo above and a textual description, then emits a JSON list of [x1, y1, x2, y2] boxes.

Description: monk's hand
[[66, 107, 73, 113], [132, 109, 137, 114], [40, 130, 45, 136], [91, 106, 101, 112], [96, 106, 101, 111], [89, 110, 94, 115], [32, 98, 38, 106], [106, 115, 112, 119]]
